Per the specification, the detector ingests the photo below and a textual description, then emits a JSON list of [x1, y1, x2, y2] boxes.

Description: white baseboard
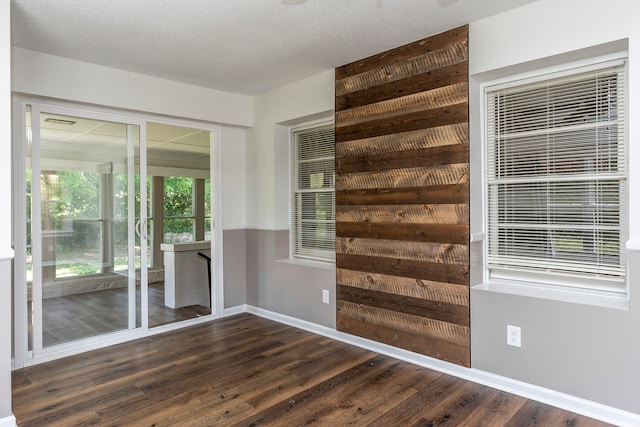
[[0, 415, 17, 427], [245, 305, 640, 427], [222, 304, 247, 317]]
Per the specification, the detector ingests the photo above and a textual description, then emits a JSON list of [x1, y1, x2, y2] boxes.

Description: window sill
[[276, 257, 336, 271], [473, 280, 629, 310]]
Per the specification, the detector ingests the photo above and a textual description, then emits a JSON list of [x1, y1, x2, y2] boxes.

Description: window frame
[[289, 120, 336, 263], [481, 57, 629, 295]]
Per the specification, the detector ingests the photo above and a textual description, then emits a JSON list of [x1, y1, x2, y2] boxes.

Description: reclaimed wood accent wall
[[334, 26, 470, 367]]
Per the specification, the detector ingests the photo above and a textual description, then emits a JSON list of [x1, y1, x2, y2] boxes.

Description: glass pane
[[35, 111, 140, 347], [146, 121, 212, 328], [204, 179, 211, 217], [39, 172, 102, 278], [163, 218, 194, 243], [298, 191, 336, 255], [164, 177, 193, 217], [204, 218, 212, 241]]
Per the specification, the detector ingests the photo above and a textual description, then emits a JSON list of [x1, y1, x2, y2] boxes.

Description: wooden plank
[[336, 183, 469, 205], [336, 315, 470, 367], [336, 222, 469, 245], [337, 144, 468, 174], [335, 123, 468, 159], [336, 164, 468, 191], [336, 268, 470, 306], [336, 82, 467, 128], [276, 361, 430, 426], [337, 284, 469, 326], [337, 300, 469, 347], [505, 400, 610, 427], [235, 354, 415, 426], [335, 204, 468, 225], [460, 391, 527, 426], [336, 102, 468, 142], [371, 378, 493, 425], [336, 61, 468, 111], [336, 237, 468, 265], [335, 25, 468, 81], [367, 374, 470, 425], [336, 253, 469, 285], [335, 40, 467, 97], [414, 388, 496, 426]]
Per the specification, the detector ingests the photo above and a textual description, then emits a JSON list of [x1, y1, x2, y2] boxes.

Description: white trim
[[211, 125, 225, 318], [0, 249, 14, 261], [276, 257, 335, 271], [626, 240, 640, 251], [473, 281, 629, 310], [31, 107, 43, 356], [245, 225, 287, 231], [147, 165, 209, 179], [139, 124, 149, 331], [246, 305, 640, 427], [126, 123, 137, 331], [11, 99, 28, 369], [288, 117, 335, 133], [221, 226, 249, 231], [469, 232, 485, 243], [222, 304, 247, 317], [476, 51, 628, 91], [0, 415, 17, 427]]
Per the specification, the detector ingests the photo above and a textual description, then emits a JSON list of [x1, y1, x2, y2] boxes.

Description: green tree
[[163, 177, 193, 218]]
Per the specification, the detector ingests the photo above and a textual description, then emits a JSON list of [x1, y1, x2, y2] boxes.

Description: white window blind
[[485, 61, 627, 290], [291, 123, 335, 262]]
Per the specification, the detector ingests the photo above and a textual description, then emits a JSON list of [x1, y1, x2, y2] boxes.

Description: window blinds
[[291, 124, 336, 261], [486, 62, 626, 288]]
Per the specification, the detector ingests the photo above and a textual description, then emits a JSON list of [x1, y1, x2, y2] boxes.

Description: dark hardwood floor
[[35, 283, 211, 347], [13, 314, 611, 426]]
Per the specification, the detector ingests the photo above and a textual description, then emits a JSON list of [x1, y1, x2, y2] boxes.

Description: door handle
[[140, 218, 148, 240]]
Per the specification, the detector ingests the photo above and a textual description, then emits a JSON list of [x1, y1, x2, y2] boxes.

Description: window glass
[[291, 123, 336, 262], [163, 176, 195, 243], [485, 61, 626, 291]]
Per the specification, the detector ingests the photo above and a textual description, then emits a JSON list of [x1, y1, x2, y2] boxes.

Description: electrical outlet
[[322, 289, 330, 304], [507, 325, 521, 347]]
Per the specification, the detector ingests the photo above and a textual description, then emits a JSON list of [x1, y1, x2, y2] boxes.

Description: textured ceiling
[[11, 0, 537, 95]]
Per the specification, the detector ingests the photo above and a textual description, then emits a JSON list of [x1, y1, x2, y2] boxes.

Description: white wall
[[0, 0, 15, 424], [469, 0, 640, 414], [12, 48, 253, 128], [246, 69, 334, 229], [244, 69, 336, 327], [220, 126, 247, 230]]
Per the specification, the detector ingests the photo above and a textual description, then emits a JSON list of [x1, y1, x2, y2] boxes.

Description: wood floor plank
[[460, 390, 528, 426], [12, 313, 613, 427], [505, 400, 611, 427]]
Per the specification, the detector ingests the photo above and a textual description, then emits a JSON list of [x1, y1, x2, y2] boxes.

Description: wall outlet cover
[[507, 325, 521, 347]]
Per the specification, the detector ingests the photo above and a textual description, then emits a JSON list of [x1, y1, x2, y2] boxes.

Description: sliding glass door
[[23, 104, 147, 353], [12, 100, 222, 367]]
